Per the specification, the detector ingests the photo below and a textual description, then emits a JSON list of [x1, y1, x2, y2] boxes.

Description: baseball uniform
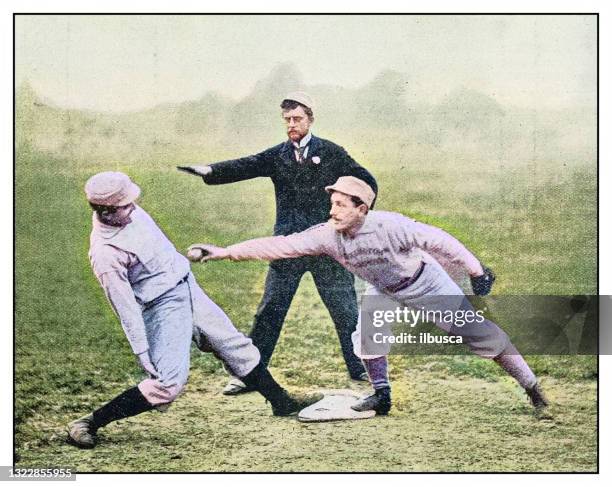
[[68, 189, 322, 449], [89, 205, 261, 405], [219, 210, 511, 360]]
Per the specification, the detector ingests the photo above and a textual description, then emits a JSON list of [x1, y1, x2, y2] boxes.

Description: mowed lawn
[[14, 148, 597, 472]]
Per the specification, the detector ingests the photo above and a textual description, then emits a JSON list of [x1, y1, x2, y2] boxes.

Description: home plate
[[298, 389, 376, 422]]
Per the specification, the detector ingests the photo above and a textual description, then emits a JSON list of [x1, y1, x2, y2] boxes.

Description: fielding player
[[67, 172, 321, 449], [188, 176, 550, 418]]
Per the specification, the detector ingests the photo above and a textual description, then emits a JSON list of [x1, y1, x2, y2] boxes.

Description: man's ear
[[359, 204, 369, 215]]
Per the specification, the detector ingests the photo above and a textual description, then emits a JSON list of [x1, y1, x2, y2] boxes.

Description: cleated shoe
[[67, 414, 98, 449], [272, 392, 324, 417], [351, 387, 392, 415], [526, 383, 553, 419]]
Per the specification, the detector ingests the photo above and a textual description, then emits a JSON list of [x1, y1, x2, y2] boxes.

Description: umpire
[[179, 92, 377, 394]]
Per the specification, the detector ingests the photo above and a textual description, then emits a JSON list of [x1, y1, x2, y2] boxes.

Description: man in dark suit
[[178, 92, 377, 394]]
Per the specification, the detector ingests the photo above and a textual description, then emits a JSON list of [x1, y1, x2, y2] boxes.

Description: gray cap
[[283, 91, 315, 110], [85, 171, 141, 207]]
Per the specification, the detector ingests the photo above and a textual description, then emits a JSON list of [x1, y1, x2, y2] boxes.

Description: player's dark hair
[[280, 99, 314, 121], [349, 195, 369, 213]]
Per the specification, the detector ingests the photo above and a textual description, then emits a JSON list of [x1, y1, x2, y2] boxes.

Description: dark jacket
[[203, 135, 378, 236]]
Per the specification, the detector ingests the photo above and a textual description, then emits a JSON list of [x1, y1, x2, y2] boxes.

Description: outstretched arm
[[188, 224, 336, 263], [177, 147, 276, 185]]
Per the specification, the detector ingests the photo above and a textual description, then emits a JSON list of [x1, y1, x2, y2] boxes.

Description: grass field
[[14, 145, 597, 472]]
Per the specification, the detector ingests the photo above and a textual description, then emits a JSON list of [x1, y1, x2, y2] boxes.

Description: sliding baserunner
[[68, 172, 321, 449]]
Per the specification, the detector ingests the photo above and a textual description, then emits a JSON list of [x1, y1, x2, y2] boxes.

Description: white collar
[[292, 132, 312, 148]]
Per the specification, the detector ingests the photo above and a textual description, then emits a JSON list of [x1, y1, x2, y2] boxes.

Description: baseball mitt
[[470, 266, 496, 296]]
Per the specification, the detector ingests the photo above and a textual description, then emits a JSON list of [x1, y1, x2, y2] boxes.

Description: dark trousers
[[248, 255, 366, 378]]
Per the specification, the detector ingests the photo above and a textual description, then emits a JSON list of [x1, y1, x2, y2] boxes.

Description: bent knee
[[138, 379, 184, 406], [463, 325, 510, 359]]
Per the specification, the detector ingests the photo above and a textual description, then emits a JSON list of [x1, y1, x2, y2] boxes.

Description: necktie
[[295, 145, 308, 163]]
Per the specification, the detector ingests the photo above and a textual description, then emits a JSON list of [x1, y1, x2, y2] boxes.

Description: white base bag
[[298, 389, 377, 422]]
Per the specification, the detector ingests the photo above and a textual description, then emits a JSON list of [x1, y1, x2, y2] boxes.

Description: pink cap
[[85, 171, 141, 207], [325, 176, 375, 208]]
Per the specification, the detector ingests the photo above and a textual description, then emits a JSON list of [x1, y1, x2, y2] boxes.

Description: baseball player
[[177, 92, 377, 394], [67, 172, 322, 449], [187, 176, 550, 418]]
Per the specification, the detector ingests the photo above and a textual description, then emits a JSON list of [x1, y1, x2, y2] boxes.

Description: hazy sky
[[15, 14, 596, 112]]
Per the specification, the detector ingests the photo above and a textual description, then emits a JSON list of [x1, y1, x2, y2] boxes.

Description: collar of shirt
[[359, 213, 378, 234], [342, 212, 378, 240], [292, 132, 312, 149], [292, 132, 312, 161]]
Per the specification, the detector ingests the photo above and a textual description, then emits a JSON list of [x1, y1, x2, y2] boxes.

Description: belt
[[176, 274, 190, 286], [385, 262, 426, 294], [141, 274, 191, 307]]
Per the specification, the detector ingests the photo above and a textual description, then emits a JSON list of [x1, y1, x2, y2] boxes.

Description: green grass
[[14, 146, 597, 472]]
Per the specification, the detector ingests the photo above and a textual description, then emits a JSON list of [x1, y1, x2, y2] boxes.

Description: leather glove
[[470, 266, 496, 296]]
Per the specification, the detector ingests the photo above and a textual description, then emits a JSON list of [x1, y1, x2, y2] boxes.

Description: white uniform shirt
[[226, 211, 482, 292], [89, 206, 191, 355]]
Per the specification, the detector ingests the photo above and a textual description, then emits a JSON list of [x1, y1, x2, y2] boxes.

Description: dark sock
[[240, 362, 290, 407], [92, 387, 154, 430], [363, 357, 390, 390]]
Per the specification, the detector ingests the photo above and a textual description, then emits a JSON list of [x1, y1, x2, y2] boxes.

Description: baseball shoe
[[526, 383, 552, 419], [272, 392, 324, 417], [222, 377, 255, 396], [67, 414, 98, 449], [351, 372, 370, 382], [351, 387, 392, 415]]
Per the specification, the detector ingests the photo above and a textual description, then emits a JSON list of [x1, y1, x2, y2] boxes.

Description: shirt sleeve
[[399, 219, 483, 276], [93, 247, 149, 355], [202, 147, 275, 185], [226, 224, 336, 261]]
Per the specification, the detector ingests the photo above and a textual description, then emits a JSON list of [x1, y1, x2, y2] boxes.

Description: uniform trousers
[[138, 273, 261, 405], [352, 259, 510, 360]]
